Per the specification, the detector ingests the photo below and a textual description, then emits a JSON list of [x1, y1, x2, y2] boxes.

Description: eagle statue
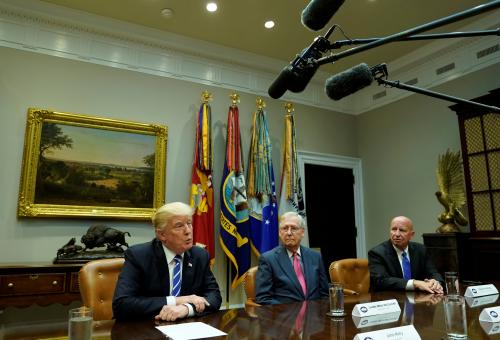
[[435, 149, 468, 233]]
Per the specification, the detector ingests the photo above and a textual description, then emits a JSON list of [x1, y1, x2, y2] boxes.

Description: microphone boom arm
[[317, 0, 500, 66], [373, 70, 500, 113], [329, 28, 500, 49]]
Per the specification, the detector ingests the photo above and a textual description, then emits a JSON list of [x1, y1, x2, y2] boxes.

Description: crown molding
[[1, 0, 498, 115]]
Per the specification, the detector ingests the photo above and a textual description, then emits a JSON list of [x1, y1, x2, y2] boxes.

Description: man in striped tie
[[368, 216, 444, 293], [113, 202, 222, 321], [255, 212, 329, 305]]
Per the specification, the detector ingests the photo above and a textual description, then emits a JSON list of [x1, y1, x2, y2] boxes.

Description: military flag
[[247, 98, 279, 256], [279, 103, 306, 218], [219, 93, 251, 289], [190, 91, 215, 263]]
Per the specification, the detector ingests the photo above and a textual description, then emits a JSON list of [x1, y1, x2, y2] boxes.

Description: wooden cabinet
[[0, 262, 82, 309], [423, 233, 471, 278]]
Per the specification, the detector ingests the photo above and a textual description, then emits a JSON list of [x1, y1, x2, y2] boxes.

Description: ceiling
[[39, 0, 494, 74]]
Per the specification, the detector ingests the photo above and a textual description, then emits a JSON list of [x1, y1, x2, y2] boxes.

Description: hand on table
[[155, 304, 189, 322], [176, 294, 210, 313]]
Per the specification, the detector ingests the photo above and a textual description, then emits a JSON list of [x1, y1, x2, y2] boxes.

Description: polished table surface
[[3, 288, 499, 339], [110, 289, 500, 339]]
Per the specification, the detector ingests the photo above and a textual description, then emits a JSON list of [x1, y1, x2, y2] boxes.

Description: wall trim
[[0, 0, 498, 115]]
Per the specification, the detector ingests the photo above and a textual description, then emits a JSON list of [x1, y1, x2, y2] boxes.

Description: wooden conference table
[[110, 289, 500, 339]]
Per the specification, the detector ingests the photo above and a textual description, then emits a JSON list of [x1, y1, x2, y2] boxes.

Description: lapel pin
[[188, 262, 193, 267]]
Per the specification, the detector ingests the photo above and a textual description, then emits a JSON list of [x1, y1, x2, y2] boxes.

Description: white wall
[[357, 62, 500, 249], [0, 46, 357, 305]]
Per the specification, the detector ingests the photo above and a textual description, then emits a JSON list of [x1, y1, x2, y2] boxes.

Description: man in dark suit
[[368, 216, 444, 293], [255, 211, 329, 305], [112, 202, 221, 321]]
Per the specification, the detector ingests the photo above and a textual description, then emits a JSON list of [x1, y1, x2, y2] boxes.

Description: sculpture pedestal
[[53, 249, 124, 264], [423, 232, 470, 278]]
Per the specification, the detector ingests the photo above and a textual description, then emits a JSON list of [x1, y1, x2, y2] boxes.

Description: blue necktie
[[171, 255, 182, 296], [402, 251, 412, 280]]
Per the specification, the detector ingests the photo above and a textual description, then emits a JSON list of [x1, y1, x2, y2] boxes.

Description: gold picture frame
[[18, 108, 167, 220]]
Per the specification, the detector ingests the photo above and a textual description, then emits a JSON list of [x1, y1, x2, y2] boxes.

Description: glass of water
[[329, 282, 345, 316], [68, 306, 93, 340], [445, 272, 460, 295], [444, 295, 467, 339]]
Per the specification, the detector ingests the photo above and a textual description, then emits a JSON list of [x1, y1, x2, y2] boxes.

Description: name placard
[[464, 284, 499, 297], [465, 294, 499, 308], [353, 325, 421, 340], [480, 321, 500, 335], [352, 311, 401, 328], [352, 299, 401, 317], [479, 306, 500, 322]]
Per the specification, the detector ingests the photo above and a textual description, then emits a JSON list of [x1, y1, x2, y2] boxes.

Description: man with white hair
[[113, 202, 221, 321], [255, 211, 329, 305]]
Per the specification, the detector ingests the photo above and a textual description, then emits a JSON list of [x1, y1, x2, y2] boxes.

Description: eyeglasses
[[279, 226, 301, 234]]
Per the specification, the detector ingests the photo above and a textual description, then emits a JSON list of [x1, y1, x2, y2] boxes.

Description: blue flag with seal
[[219, 101, 251, 289], [247, 99, 279, 256]]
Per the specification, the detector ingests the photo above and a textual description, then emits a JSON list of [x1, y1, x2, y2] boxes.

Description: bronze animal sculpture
[[81, 225, 131, 252], [435, 149, 468, 233]]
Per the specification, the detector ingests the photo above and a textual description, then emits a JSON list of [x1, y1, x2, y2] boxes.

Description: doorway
[[298, 151, 366, 275]]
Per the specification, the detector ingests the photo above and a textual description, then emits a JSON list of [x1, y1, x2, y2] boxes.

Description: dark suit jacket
[[112, 239, 221, 320], [368, 240, 443, 291], [255, 245, 329, 305]]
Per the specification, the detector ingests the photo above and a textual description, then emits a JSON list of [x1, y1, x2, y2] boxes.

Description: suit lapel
[[386, 241, 404, 278], [301, 246, 312, 297], [408, 243, 418, 279], [277, 247, 303, 297], [153, 239, 170, 294], [181, 249, 194, 296]]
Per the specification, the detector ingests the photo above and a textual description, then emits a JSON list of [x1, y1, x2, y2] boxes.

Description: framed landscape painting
[[17, 108, 167, 220]]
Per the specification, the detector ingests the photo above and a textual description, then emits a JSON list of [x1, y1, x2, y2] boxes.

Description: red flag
[[190, 96, 214, 263]]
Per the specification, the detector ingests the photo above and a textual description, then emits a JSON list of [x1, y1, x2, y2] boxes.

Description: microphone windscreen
[[268, 66, 293, 99], [288, 65, 319, 93], [301, 0, 345, 31], [325, 63, 373, 101]]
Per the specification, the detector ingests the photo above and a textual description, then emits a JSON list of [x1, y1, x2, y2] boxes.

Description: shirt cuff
[[183, 303, 194, 317], [406, 279, 414, 290], [166, 296, 176, 305]]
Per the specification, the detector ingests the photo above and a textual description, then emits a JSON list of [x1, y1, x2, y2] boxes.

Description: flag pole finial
[[284, 102, 294, 114], [230, 92, 240, 107], [256, 97, 266, 110], [201, 90, 213, 103]]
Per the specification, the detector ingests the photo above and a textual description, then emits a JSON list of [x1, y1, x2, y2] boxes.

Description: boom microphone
[[325, 63, 374, 101], [268, 36, 329, 99], [268, 66, 293, 99], [301, 0, 345, 31]]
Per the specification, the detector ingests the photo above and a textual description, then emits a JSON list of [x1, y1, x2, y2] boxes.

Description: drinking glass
[[445, 271, 460, 295], [444, 295, 467, 339], [329, 282, 345, 316], [68, 306, 93, 340]]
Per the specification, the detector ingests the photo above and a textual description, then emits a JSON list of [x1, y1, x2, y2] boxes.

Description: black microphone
[[268, 66, 294, 99], [301, 0, 345, 31], [325, 63, 374, 101], [268, 36, 329, 99]]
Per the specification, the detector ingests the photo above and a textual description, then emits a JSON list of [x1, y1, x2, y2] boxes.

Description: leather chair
[[244, 266, 261, 308], [329, 258, 370, 295], [79, 257, 125, 320]]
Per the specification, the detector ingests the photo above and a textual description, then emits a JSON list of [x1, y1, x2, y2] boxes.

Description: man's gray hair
[[152, 202, 194, 231], [279, 211, 306, 229]]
